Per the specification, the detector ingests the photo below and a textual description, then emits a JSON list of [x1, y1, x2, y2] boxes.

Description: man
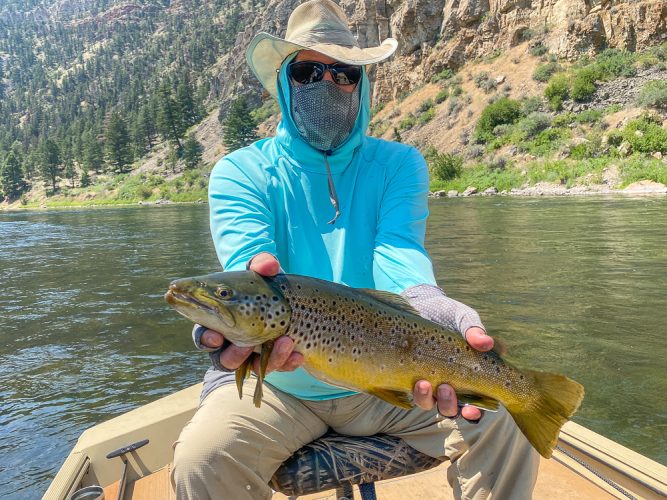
[[172, 1, 539, 498]]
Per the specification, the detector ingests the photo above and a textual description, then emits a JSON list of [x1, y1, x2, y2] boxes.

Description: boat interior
[[44, 384, 667, 500]]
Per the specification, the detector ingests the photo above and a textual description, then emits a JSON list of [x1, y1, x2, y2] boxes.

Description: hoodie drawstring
[[324, 152, 341, 225]]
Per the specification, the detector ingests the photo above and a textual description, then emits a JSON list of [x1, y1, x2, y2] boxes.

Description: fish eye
[[215, 287, 233, 299]]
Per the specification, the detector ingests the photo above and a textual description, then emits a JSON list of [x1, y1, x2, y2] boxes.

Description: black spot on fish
[[455, 347, 461, 354], [505, 381, 511, 387], [448, 357, 454, 362], [448, 336, 453, 342]]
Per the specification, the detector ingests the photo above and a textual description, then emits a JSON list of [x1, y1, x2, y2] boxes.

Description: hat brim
[[246, 32, 397, 99]]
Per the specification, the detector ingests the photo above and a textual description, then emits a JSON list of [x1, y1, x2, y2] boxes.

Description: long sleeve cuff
[[401, 284, 486, 338]]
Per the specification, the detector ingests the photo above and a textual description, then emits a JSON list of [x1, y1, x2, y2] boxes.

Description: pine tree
[[182, 134, 203, 169], [83, 130, 104, 174], [39, 139, 62, 193], [156, 83, 184, 149], [222, 96, 258, 152], [176, 77, 197, 128], [80, 168, 91, 187], [0, 151, 24, 199], [105, 112, 133, 173]]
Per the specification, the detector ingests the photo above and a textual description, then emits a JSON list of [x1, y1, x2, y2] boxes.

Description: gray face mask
[[290, 79, 360, 152]]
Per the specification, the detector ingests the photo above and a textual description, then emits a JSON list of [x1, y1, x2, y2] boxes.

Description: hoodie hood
[[274, 53, 371, 174]]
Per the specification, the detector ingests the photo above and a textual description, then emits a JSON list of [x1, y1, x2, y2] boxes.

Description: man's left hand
[[412, 327, 493, 421]]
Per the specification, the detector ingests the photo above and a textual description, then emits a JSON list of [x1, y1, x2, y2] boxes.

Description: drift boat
[[44, 383, 666, 500]]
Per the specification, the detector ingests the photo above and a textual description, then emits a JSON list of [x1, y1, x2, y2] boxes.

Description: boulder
[[462, 186, 478, 196]]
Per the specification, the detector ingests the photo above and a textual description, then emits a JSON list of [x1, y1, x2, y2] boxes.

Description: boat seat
[[270, 431, 443, 500]]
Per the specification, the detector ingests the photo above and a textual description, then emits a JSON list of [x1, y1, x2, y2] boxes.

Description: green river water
[[0, 197, 665, 498]]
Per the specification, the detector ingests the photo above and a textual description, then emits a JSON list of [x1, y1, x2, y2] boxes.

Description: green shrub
[[473, 72, 497, 93], [398, 114, 417, 131], [529, 43, 548, 57], [136, 184, 153, 200], [474, 97, 523, 141], [522, 96, 543, 113], [620, 156, 667, 186], [636, 80, 667, 110], [435, 88, 449, 104], [418, 99, 434, 113], [533, 62, 561, 82], [623, 116, 667, 154], [570, 67, 599, 101], [519, 112, 552, 138], [424, 147, 463, 181], [552, 112, 576, 128], [371, 102, 386, 116], [417, 107, 436, 125], [594, 49, 637, 78], [524, 128, 571, 156], [569, 141, 598, 160], [544, 74, 570, 110], [250, 99, 280, 123], [575, 109, 603, 124], [431, 68, 455, 83]]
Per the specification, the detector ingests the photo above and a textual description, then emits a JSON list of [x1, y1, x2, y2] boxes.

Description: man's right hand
[[199, 252, 304, 374]]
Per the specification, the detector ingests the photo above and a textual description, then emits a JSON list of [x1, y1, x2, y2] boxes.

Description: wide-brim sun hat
[[246, 0, 398, 99]]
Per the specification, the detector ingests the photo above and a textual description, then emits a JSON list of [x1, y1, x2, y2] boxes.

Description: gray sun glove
[[401, 284, 486, 338], [192, 324, 238, 403]]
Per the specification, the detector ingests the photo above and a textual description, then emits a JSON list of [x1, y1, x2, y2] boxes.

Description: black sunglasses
[[287, 61, 362, 86]]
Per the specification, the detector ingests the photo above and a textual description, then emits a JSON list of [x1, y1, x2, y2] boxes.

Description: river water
[[0, 197, 665, 498]]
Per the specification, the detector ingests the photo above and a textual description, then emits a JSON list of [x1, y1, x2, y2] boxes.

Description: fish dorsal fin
[[368, 387, 415, 409], [356, 288, 420, 315]]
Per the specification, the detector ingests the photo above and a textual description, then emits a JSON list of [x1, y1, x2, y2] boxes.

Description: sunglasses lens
[[288, 62, 323, 84], [332, 65, 361, 85]]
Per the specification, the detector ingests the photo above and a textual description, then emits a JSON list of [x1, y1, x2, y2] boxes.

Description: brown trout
[[165, 271, 584, 458]]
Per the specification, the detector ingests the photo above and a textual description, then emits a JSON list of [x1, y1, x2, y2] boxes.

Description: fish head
[[165, 271, 291, 347]]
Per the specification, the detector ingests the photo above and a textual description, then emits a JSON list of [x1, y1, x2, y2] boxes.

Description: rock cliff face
[[213, 0, 666, 111]]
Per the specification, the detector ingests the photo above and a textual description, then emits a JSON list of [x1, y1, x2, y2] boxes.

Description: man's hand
[[199, 252, 304, 373], [413, 327, 494, 421]]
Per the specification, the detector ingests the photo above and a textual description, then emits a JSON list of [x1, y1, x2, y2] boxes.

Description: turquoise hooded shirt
[[208, 57, 437, 400]]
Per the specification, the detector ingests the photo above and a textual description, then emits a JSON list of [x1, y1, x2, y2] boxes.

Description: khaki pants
[[171, 379, 539, 500]]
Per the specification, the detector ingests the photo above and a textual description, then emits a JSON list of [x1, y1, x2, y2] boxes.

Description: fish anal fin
[[356, 289, 420, 316], [457, 393, 500, 412], [368, 387, 415, 409]]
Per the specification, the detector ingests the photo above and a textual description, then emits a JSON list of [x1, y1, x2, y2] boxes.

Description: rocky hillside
[[215, 0, 666, 110]]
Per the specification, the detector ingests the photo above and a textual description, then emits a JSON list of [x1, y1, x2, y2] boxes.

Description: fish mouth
[[165, 285, 236, 329]]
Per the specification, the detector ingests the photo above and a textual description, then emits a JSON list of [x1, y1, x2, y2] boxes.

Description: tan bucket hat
[[246, 0, 397, 99]]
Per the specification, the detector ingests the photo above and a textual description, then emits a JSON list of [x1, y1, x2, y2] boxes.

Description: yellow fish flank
[[165, 271, 584, 459]]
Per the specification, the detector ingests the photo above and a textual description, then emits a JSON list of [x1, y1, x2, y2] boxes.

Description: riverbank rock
[[447, 190, 459, 198], [483, 187, 499, 195], [462, 186, 478, 197], [432, 190, 447, 197], [623, 181, 667, 194]]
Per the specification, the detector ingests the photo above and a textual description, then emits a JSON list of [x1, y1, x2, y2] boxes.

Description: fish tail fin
[[506, 371, 585, 459]]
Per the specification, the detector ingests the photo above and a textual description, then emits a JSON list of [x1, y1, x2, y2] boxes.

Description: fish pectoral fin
[[457, 393, 500, 412], [235, 357, 253, 400], [253, 341, 274, 408], [368, 387, 415, 409]]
